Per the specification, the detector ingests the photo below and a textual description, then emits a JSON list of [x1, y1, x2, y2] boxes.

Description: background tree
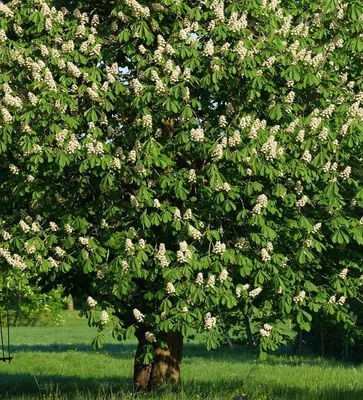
[[0, 0, 363, 390]]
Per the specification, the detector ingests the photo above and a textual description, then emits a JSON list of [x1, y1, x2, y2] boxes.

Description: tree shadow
[[1, 373, 363, 400], [0, 372, 133, 399], [9, 342, 360, 370], [9, 343, 136, 359]]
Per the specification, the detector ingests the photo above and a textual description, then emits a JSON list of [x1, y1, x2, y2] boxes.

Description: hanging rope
[[0, 289, 12, 363]]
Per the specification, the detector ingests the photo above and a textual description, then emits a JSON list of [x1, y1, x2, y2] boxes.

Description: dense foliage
[[0, 0, 363, 382]]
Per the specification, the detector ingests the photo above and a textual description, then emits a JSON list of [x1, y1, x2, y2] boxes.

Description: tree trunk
[[320, 329, 325, 357], [67, 295, 74, 311], [134, 329, 183, 390], [244, 315, 254, 349], [218, 306, 234, 349]]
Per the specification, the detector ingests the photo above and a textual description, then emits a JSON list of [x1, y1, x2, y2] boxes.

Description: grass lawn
[[1, 311, 363, 400]]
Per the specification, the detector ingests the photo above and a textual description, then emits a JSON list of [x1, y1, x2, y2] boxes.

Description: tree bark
[[134, 329, 183, 390], [244, 315, 254, 349], [67, 295, 74, 311], [217, 306, 234, 349]]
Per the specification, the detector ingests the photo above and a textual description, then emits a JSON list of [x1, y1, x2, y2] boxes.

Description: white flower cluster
[[79, 237, 89, 246], [337, 296, 346, 305], [195, 272, 204, 285], [219, 115, 228, 128], [228, 12, 247, 31], [19, 219, 31, 233], [212, 143, 224, 160], [0, 29, 7, 42], [87, 296, 97, 307], [188, 225, 202, 240], [125, 0, 150, 18], [142, 114, 152, 129], [65, 134, 81, 154], [128, 150, 137, 164], [133, 308, 145, 323], [100, 310, 109, 325], [204, 312, 217, 330], [176, 241, 192, 263], [318, 127, 329, 141], [293, 290, 306, 303], [125, 238, 134, 253], [213, 241, 226, 255], [1, 108, 13, 124], [130, 195, 139, 208], [4, 92, 23, 109], [228, 130, 241, 147], [340, 166, 351, 180], [0, 247, 27, 271], [131, 78, 143, 96], [67, 62, 81, 78], [1, 230, 12, 240], [110, 157, 122, 171], [295, 180, 303, 195], [145, 331, 156, 343], [87, 138, 104, 156], [295, 130, 305, 142], [296, 195, 309, 208], [235, 237, 248, 250], [214, 182, 231, 192], [260, 323, 273, 337], [218, 269, 228, 282], [150, 70, 166, 94], [261, 248, 271, 262], [204, 39, 214, 56], [235, 40, 248, 59], [9, 164, 19, 175], [285, 90, 295, 103], [188, 169, 197, 183], [64, 224, 73, 235], [51, 243, 64, 256], [301, 150, 312, 163], [173, 208, 181, 220], [311, 223, 322, 234], [249, 287, 262, 298], [339, 268, 348, 279], [252, 194, 268, 214], [261, 136, 284, 160], [155, 243, 170, 267], [190, 128, 204, 142], [183, 209, 192, 220], [24, 241, 36, 254], [0, 2, 13, 17], [166, 282, 176, 294], [86, 86, 98, 100], [206, 274, 215, 289], [122, 260, 129, 272]]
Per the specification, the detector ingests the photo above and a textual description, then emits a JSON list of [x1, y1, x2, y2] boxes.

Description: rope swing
[[0, 290, 12, 363]]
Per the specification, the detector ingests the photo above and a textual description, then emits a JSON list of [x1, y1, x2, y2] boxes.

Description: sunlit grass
[[1, 311, 363, 400]]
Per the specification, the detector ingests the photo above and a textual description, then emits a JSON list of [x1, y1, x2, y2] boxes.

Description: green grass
[[1, 311, 363, 400]]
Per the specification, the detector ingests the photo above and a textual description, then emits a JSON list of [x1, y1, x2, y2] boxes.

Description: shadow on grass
[[1, 372, 363, 400], [10, 343, 136, 358], [9, 342, 360, 370]]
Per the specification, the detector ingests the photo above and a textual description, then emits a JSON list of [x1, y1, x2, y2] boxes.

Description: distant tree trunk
[[244, 315, 254, 349], [134, 329, 183, 390], [67, 295, 74, 311], [218, 306, 234, 349], [299, 330, 303, 356], [320, 329, 325, 357]]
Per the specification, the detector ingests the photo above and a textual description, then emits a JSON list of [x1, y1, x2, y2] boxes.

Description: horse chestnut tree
[[0, 0, 363, 389]]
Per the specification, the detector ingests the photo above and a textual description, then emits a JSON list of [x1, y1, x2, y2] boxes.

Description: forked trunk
[[134, 330, 183, 390]]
